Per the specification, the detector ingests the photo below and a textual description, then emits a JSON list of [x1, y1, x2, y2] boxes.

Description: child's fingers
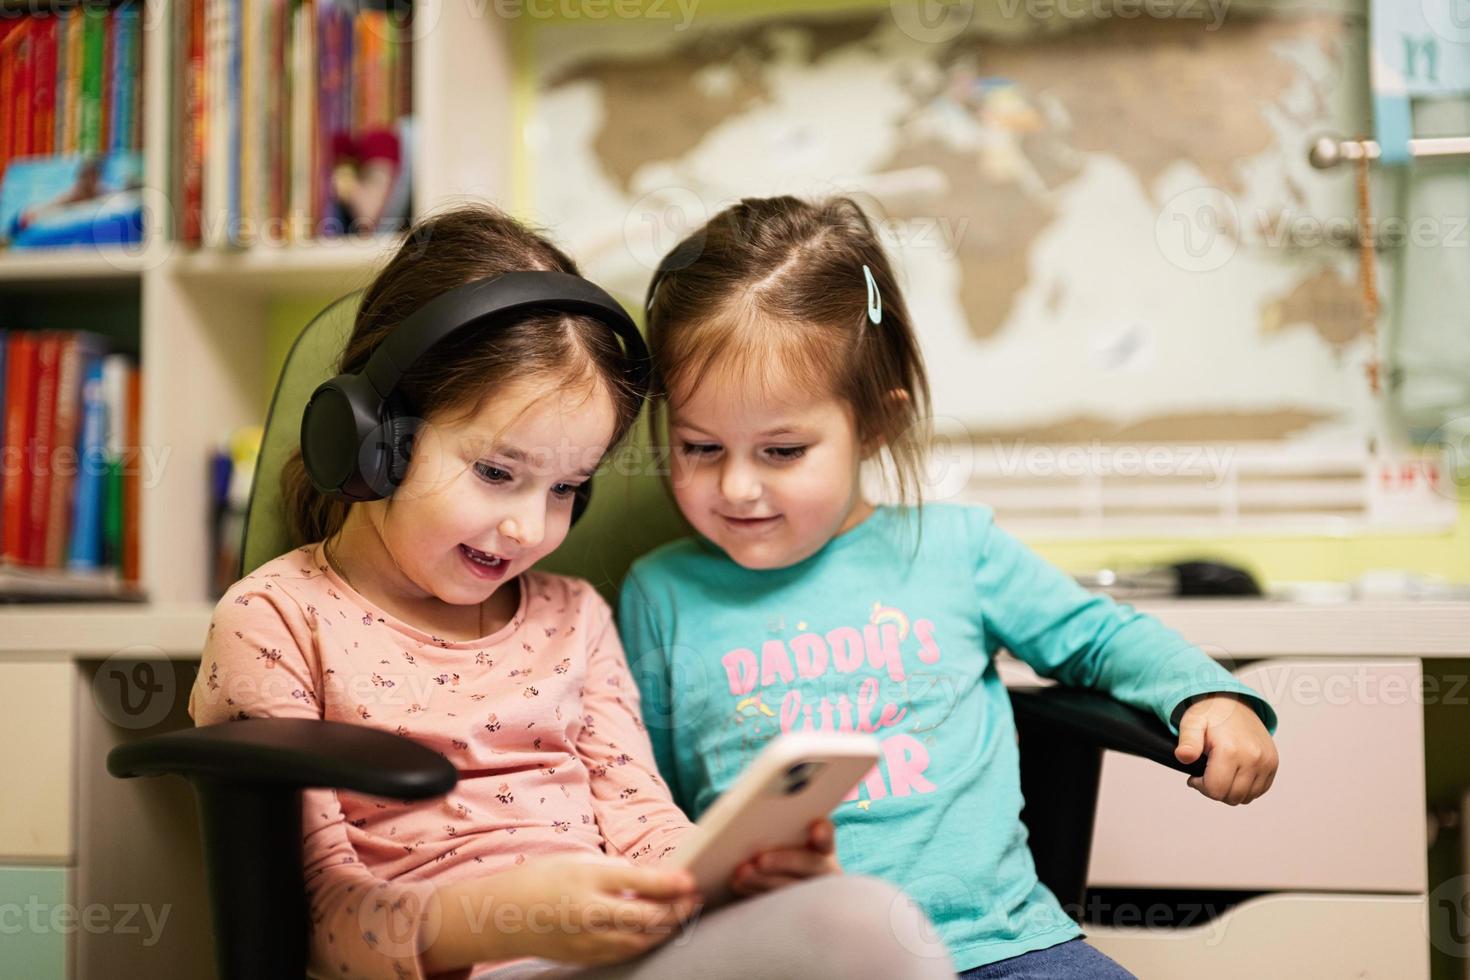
[[754, 848, 837, 878], [1244, 763, 1278, 805], [1174, 719, 1207, 764], [1199, 752, 1244, 801], [808, 818, 836, 853], [1224, 766, 1257, 805], [594, 863, 696, 901], [593, 895, 697, 936], [731, 868, 805, 895]]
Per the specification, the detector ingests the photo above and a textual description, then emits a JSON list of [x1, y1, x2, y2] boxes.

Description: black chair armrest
[[1009, 685, 1207, 778], [107, 719, 456, 980], [107, 718, 457, 798], [1009, 685, 1206, 919]]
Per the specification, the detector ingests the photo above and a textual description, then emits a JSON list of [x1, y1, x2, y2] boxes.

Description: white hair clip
[[863, 264, 882, 325]]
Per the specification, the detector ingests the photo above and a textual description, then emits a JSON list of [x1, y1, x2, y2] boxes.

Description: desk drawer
[[1087, 659, 1425, 893], [0, 661, 74, 860], [1086, 892, 1429, 980]]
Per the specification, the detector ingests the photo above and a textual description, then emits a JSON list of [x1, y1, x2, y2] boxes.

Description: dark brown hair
[[283, 203, 644, 545], [644, 195, 933, 507]]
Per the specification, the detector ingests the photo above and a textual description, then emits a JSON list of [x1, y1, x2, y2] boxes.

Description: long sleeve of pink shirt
[[188, 543, 695, 980]]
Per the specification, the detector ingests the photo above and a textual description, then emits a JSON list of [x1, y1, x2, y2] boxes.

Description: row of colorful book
[[173, 0, 414, 248], [1, 331, 141, 593], [0, 3, 145, 183]]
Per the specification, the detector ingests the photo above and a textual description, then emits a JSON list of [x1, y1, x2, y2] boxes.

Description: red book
[[26, 334, 61, 567], [11, 19, 34, 160], [2, 334, 38, 565], [32, 17, 57, 155], [180, 0, 205, 243], [0, 24, 18, 177]]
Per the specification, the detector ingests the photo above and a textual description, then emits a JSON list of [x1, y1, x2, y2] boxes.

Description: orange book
[[2, 334, 38, 565], [63, 10, 83, 154], [25, 334, 60, 567], [44, 334, 102, 568], [122, 366, 141, 583]]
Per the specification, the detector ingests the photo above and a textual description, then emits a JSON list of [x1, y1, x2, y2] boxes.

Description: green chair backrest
[[239, 291, 689, 602]]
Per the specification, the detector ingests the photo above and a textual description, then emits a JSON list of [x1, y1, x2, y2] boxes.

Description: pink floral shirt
[[188, 542, 694, 980]]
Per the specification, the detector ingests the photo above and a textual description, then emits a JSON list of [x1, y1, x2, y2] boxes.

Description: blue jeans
[[958, 938, 1136, 979]]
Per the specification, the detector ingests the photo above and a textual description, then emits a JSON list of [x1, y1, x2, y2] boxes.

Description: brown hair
[[644, 195, 933, 507], [282, 203, 644, 545]]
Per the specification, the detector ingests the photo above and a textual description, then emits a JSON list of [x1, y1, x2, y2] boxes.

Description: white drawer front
[[1087, 658, 1425, 893], [1086, 892, 1429, 980], [0, 661, 74, 860]]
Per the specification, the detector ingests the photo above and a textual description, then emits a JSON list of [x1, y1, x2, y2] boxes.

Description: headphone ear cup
[[303, 373, 387, 502], [382, 393, 419, 493]]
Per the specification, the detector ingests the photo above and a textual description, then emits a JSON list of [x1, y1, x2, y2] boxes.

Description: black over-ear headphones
[[301, 270, 650, 524]]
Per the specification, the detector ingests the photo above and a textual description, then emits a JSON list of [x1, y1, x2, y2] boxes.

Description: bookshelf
[[0, 0, 513, 630]]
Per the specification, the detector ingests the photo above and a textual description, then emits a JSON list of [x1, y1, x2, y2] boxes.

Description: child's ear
[[861, 388, 911, 456]]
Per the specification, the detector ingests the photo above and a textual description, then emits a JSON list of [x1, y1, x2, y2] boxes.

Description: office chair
[[107, 291, 1207, 980]]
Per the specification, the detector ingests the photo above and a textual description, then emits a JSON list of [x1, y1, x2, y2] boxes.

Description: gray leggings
[[471, 875, 955, 980]]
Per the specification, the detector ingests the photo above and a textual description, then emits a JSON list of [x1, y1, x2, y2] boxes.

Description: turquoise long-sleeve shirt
[[617, 503, 1277, 971]]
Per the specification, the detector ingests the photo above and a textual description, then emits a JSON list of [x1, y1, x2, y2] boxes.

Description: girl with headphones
[[187, 204, 952, 980]]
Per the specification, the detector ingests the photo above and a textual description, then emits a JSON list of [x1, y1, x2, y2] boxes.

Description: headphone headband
[[365, 270, 650, 402], [302, 270, 649, 509]]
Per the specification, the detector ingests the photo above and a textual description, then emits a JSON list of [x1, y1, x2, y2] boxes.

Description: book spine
[[100, 355, 129, 569], [227, 0, 242, 246], [122, 365, 141, 582], [240, 0, 255, 245], [109, 8, 139, 154], [25, 334, 60, 568], [67, 357, 107, 571], [13, 20, 34, 160], [288, 0, 314, 241], [44, 334, 85, 569], [54, 10, 70, 153], [203, 0, 227, 247], [2, 334, 37, 564], [181, 0, 206, 243], [98, 6, 114, 151], [0, 24, 20, 177], [63, 10, 84, 154], [316, 0, 333, 237], [78, 5, 106, 155], [32, 16, 57, 156]]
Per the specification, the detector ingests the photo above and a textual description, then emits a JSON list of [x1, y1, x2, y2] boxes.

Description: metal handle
[[1310, 134, 1470, 169]]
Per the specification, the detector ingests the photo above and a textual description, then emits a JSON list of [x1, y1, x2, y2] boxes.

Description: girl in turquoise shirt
[[618, 195, 1280, 978]]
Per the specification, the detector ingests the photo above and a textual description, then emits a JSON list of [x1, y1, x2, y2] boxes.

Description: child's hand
[[494, 856, 700, 965], [730, 817, 842, 896], [1174, 693, 1279, 805]]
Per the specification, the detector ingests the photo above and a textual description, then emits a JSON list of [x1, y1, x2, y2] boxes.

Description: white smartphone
[[673, 732, 881, 906]]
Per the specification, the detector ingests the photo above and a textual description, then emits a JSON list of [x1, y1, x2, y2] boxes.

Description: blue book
[[109, 7, 140, 153], [67, 355, 107, 570]]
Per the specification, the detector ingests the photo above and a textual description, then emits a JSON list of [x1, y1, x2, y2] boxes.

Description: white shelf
[[0, 566, 145, 602], [0, 247, 158, 286], [168, 237, 400, 296], [0, 601, 214, 658]]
